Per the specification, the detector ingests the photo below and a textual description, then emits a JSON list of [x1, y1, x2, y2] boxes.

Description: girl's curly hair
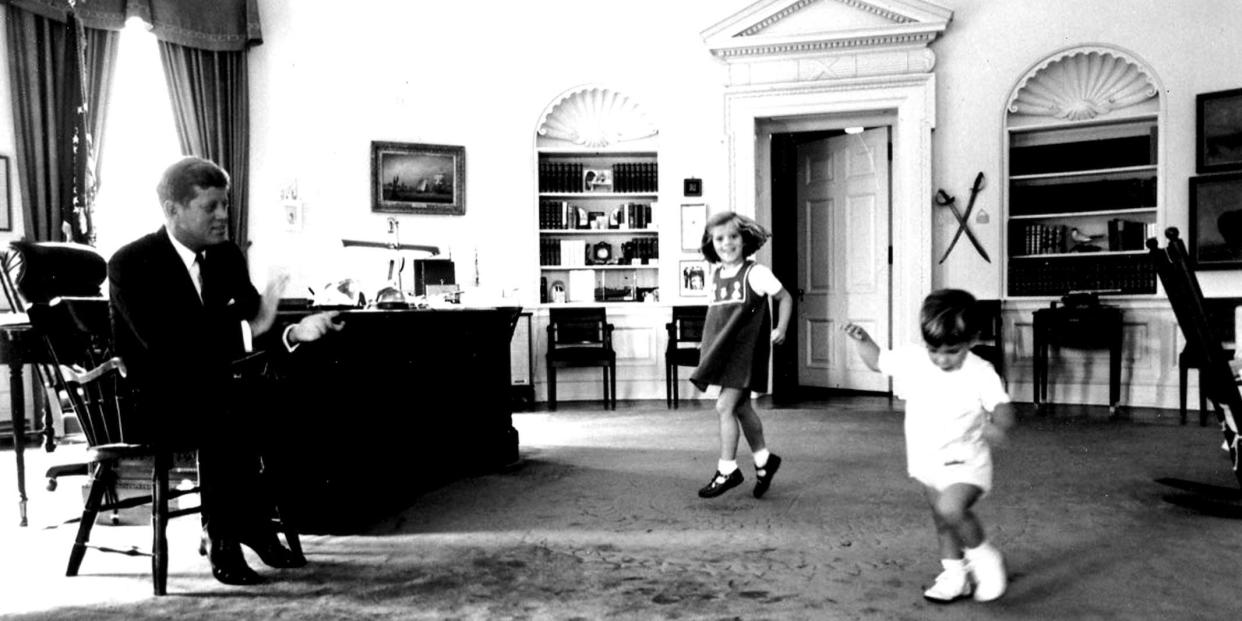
[[699, 211, 770, 263]]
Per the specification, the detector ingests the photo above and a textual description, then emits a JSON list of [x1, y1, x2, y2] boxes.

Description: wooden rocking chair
[[1146, 228, 1242, 498]]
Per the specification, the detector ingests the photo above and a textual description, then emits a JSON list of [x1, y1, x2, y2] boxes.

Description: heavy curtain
[[3, 0, 261, 247], [4, 5, 116, 242], [158, 42, 250, 248]]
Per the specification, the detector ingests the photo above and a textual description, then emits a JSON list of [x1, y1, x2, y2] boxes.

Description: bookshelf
[[1003, 49, 1162, 298], [537, 150, 659, 303]]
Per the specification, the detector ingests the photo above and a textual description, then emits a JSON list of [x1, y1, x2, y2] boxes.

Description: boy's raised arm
[[843, 323, 881, 372]]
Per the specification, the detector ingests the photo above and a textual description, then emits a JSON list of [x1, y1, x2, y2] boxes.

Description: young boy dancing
[[843, 289, 1015, 602]]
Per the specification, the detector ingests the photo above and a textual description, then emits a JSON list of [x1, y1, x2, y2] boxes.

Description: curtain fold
[[6, 5, 70, 241], [7, 0, 262, 50], [158, 41, 250, 249]]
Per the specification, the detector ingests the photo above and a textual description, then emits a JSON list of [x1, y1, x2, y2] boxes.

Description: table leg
[[9, 354, 28, 527], [1033, 319, 1046, 412], [1109, 314, 1123, 418]]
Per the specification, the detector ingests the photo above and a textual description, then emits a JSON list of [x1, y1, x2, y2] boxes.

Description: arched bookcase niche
[[536, 85, 659, 150], [1003, 45, 1164, 298], [533, 85, 664, 307]]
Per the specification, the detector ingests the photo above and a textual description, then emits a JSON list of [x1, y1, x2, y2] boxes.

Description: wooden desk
[[1032, 304, 1124, 417], [268, 305, 522, 531]]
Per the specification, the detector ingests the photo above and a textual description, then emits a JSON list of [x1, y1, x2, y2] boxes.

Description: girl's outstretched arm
[[770, 288, 793, 344], [842, 323, 881, 372]]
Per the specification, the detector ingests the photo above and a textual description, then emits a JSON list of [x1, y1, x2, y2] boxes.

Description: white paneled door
[[795, 127, 890, 391]]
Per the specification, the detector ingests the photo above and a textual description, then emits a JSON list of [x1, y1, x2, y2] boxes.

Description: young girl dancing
[[690, 212, 792, 499], [844, 288, 1015, 602]]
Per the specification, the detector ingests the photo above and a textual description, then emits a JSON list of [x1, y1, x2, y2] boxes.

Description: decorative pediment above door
[[703, 0, 952, 75]]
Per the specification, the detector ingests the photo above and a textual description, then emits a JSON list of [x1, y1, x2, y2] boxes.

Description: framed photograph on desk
[[1189, 172, 1242, 269]]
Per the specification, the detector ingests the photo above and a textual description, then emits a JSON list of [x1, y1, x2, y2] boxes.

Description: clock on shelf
[[592, 241, 613, 264]]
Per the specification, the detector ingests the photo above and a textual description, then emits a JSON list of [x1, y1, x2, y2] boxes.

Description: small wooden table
[[1032, 303, 1124, 417], [1, 318, 33, 526]]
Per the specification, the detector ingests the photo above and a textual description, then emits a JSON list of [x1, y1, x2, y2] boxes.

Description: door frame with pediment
[[703, 0, 951, 397]]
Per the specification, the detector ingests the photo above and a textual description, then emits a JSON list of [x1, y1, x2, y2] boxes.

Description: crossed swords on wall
[[935, 171, 990, 264]]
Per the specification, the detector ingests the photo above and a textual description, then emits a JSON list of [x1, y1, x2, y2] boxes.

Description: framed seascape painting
[[1196, 87, 1242, 174], [371, 141, 465, 215], [1189, 172, 1242, 269]]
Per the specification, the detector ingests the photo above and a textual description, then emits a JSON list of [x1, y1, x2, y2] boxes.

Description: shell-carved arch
[[1006, 45, 1160, 121], [536, 85, 658, 148]]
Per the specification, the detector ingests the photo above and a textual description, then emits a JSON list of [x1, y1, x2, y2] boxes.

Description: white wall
[[246, 0, 752, 303]]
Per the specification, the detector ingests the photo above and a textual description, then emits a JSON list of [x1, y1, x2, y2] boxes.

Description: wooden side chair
[[30, 296, 300, 595], [1178, 297, 1240, 426], [971, 299, 1005, 385], [665, 305, 707, 408], [1147, 228, 1242, 489], [546, 306, 616, 410], [1, 240, 107, 453]]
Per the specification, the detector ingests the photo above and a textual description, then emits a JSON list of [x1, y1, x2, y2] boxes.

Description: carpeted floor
[[1, 396, 1240, 620]]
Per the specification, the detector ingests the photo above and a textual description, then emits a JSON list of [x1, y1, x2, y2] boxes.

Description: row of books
[[1008, 254, 1156, 296], [1016, 220, 1155, 255], [539, 238, 659, 267], [539, 200, 655, 230], [538, 161, 658, 193]]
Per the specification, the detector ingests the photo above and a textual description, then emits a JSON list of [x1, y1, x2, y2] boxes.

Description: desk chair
[[971, 299, 1004, 384], [546, 307, 615, 410], [1, 240, 107, 453], [665, 305, 707, 408], [1178, 298, 1240, 426], [1148, 228, 1242, 490], [31, 296, 302, 595]]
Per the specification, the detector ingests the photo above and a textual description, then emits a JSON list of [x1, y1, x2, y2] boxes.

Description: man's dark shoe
[[753, 454, 782, 498], [206, 537, 264, 586], [240, 535, 307, 569], [698, 469, 744, 498]]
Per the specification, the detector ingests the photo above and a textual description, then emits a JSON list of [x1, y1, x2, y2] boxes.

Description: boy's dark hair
[[699, 211, 770, 263], [157, 156, 230, 206], [920, 288, 982, 347]]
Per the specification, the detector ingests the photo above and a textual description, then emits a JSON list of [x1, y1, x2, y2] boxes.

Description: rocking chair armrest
[[59, 356, 128, 384]]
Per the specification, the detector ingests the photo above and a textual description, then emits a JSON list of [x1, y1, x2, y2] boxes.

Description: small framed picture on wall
[[681, 203, 707, 252], [680, 260, 708, 297], [1197, 87, 1242, 174]]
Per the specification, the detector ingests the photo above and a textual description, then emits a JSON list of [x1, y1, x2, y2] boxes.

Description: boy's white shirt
[[877, 345, 1010, 474]]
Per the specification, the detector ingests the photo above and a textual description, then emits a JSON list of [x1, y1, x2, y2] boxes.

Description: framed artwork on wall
[[1196, 87, 1242, 174], [0, 155, 10, 231], [680, 203, 707, 252], [680, 260, 707, 297], [1189, 172, 1242, 269], [371, 141, 465, 215]]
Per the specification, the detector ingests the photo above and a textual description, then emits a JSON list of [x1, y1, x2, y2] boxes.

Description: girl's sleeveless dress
[[690, 261, 771, 392]]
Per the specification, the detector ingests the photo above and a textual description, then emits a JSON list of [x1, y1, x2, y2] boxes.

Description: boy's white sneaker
[[922, 562, 972, 603], [965, 542, 1007, 602]]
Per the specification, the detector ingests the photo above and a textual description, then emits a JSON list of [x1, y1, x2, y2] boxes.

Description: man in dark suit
[[109, 156, 342, 585]]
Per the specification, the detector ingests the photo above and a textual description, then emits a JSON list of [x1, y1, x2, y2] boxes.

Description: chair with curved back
[[665, 305, 707, 408], [546, 306, 616, 410], [1, 240, 107, 454], [1147, 228, 1242, 490]]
